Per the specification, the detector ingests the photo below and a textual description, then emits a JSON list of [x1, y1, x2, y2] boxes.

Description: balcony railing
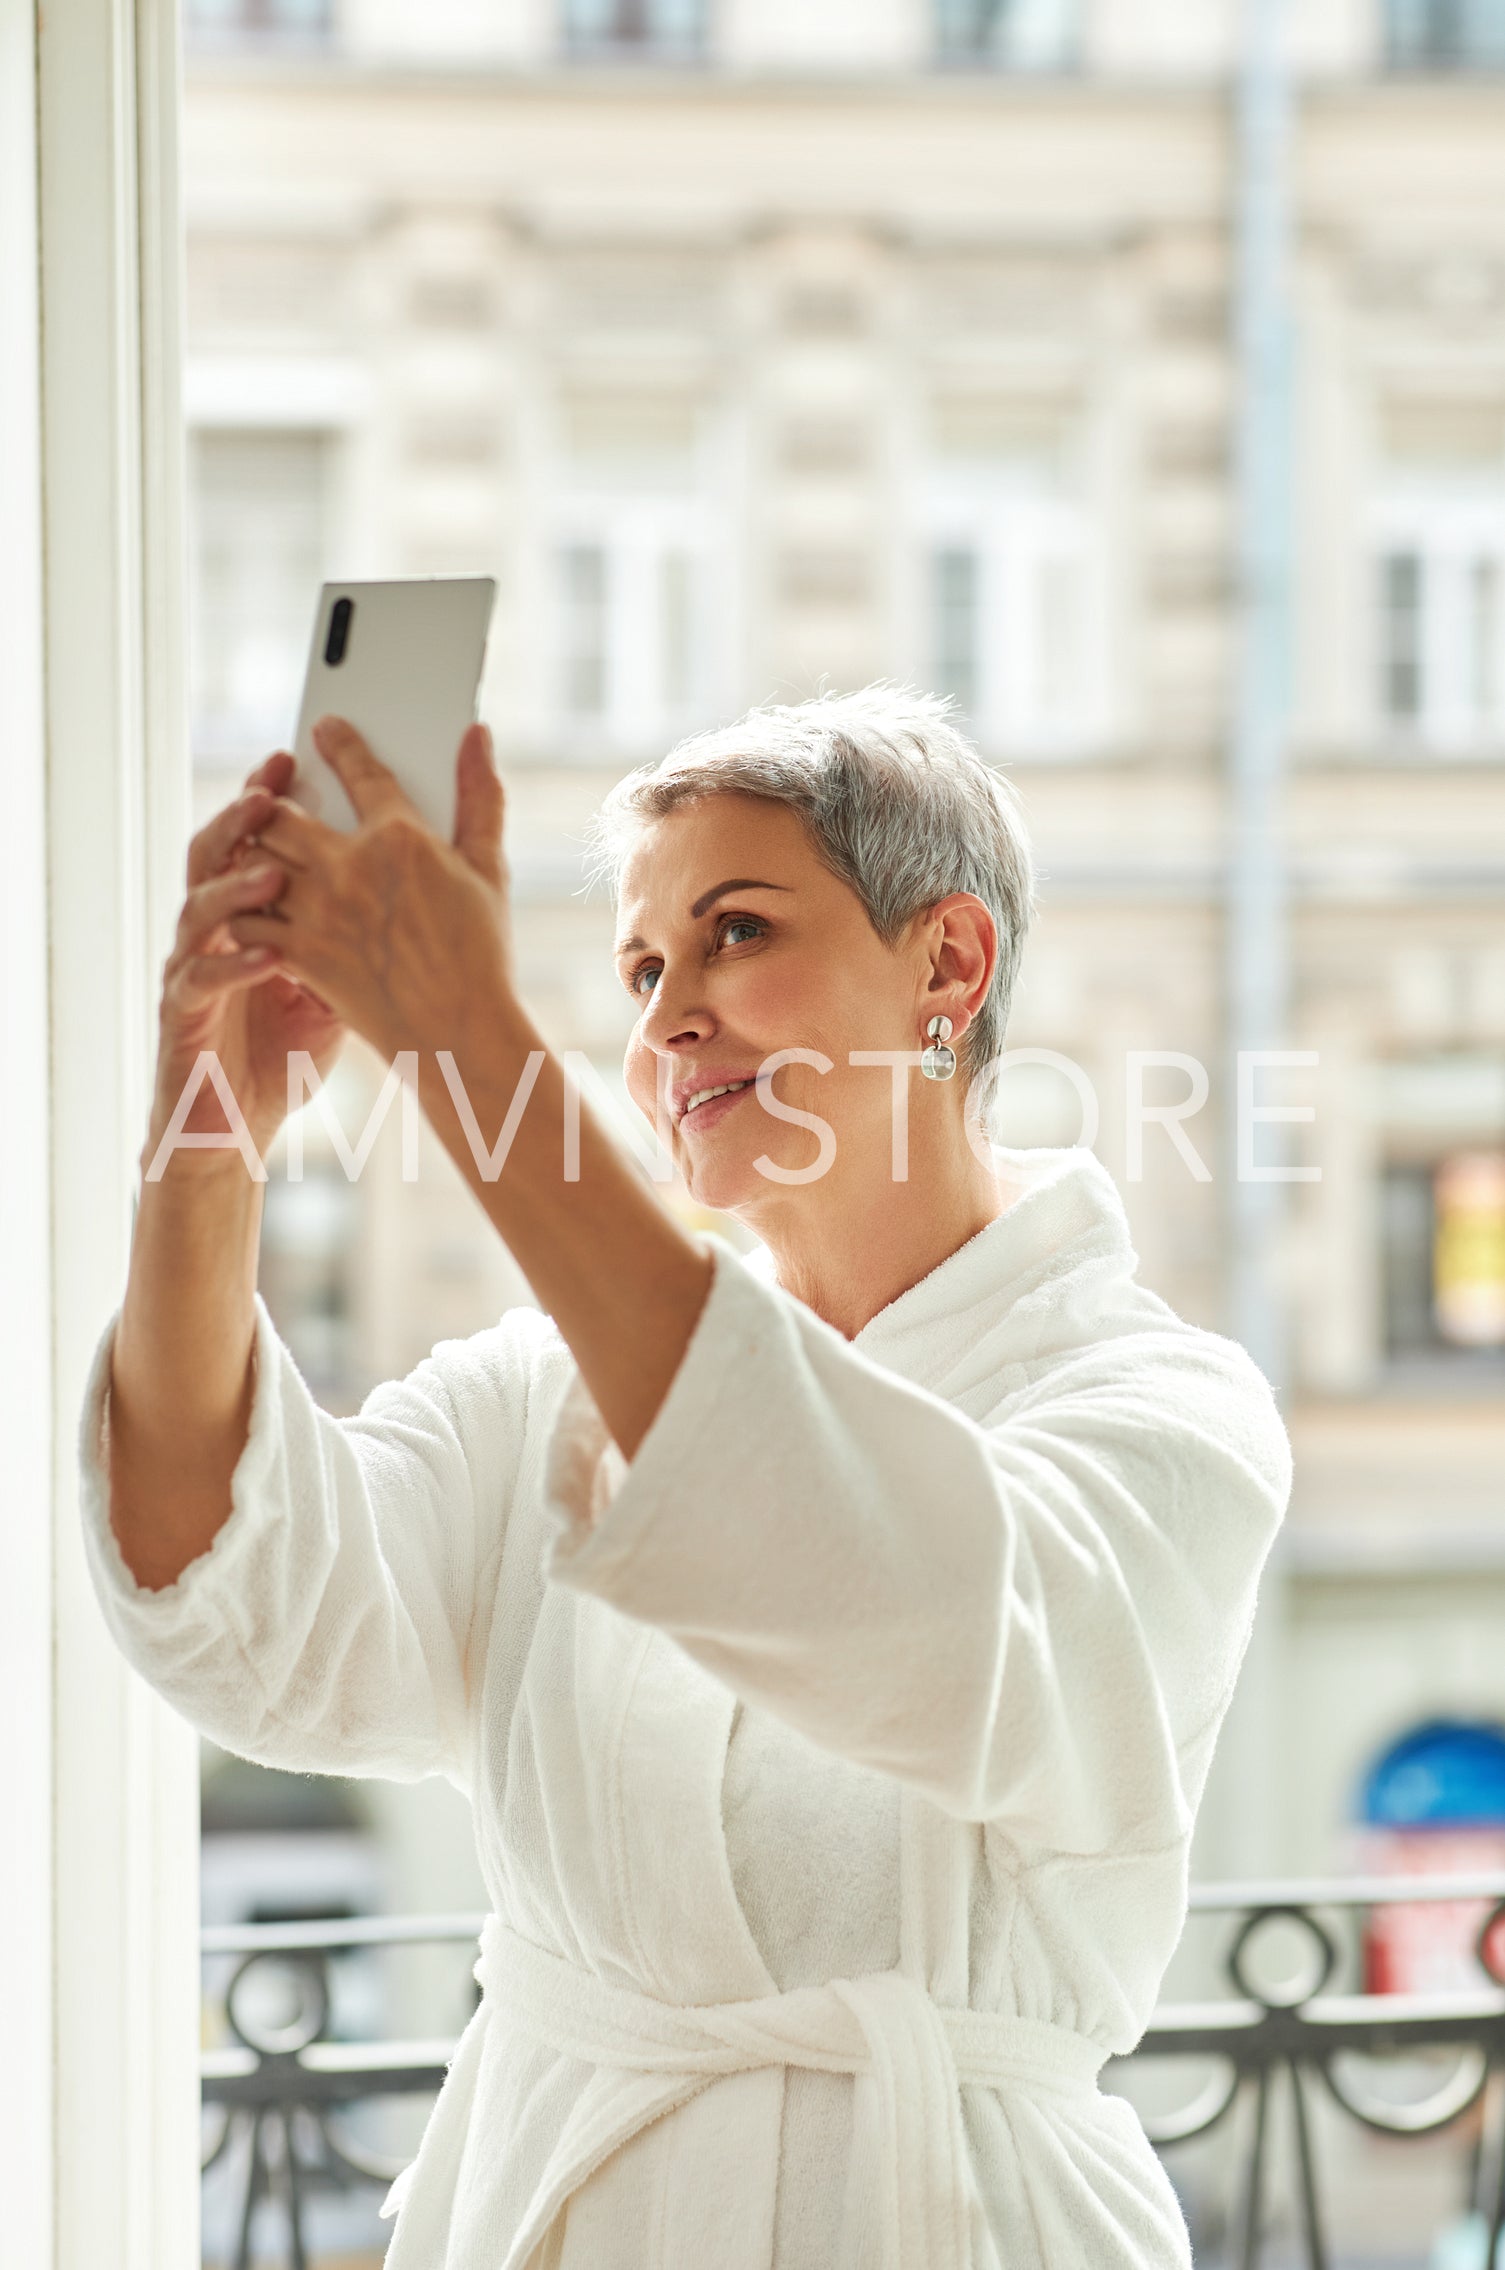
[[201, 1874, 1505, 2269]]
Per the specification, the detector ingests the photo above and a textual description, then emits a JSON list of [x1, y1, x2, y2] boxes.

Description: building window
[[925, 481, 1102, 752], [1373, 489, 1505, 751], [1385, 0, 1505, 70], [562, 0, 708, 61], [1382, 1152, 1505, 1364], [257, 1159, 362, 1407], [188, 428, 330, 767], [1380, 552, 1423, 722], [184, 0, 332, 46], [560, 544, 609, 718], [933, 549, 980, 719], [661, 550, 694, 711], [553, 512, 710, 748], [934, 0, 1076, 70]]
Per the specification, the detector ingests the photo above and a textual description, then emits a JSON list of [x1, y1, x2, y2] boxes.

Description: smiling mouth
[[680, 1080, 755, 1127], [680, 1075, 753, 1121]]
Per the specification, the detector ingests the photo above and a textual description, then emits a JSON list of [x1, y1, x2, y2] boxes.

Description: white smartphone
[[288, 577, 497, 838]]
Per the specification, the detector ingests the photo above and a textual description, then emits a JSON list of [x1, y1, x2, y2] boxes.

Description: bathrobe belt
[[476, 1914, 1110, 2270]]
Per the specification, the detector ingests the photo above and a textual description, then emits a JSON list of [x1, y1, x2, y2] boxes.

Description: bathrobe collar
[[734, 1143, 1141, 1401]]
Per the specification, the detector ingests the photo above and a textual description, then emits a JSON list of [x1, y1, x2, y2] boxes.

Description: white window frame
[[2, 0, 200, 2261], [1372, 481, 1505, 754], [924, 467, 1108, 757], [550, 489, 725, 755]]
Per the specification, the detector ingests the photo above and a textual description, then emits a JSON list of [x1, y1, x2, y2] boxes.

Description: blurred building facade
[[179, 0, 1505, 1937]]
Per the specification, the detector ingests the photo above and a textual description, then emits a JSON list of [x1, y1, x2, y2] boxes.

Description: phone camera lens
[[324, 596, 354, 667]]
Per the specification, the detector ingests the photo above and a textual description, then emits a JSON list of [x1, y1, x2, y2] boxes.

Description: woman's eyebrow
[[690, 876, 794, 921], [615, 879, 792, 958]]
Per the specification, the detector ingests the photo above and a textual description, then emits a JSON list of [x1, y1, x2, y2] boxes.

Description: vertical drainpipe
[[1213, 0, 1295, 1882], [1229, 0, 1294, 1389]]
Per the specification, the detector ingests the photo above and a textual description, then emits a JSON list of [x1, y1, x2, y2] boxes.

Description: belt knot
[[471, 1915, 1108, 2270]]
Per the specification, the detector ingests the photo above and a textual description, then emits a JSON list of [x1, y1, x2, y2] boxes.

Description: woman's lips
[[680, 1082, 753, 1132]]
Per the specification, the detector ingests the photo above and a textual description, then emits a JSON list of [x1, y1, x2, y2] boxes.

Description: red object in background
[[1361, 1829, 1505, 1995]]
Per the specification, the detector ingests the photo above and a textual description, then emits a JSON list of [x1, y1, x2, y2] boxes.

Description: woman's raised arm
[[108, 1150, 264, 1591], [82, 1286, 545, 1789], [108, 747, 344, 1589], [538, 1239, 1292, 1855], [85, 750, 539, 1792]]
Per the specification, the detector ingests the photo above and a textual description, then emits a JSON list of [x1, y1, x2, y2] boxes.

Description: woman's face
[[616, 791, 958, 1219]]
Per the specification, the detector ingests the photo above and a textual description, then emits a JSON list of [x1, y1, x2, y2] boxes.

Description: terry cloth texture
[[79, 1142, 1291, 2270]]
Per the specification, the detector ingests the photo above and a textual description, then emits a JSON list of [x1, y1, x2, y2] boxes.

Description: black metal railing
[[201, 1875, 1505, 2269], [201, 1912, 484, 2270]]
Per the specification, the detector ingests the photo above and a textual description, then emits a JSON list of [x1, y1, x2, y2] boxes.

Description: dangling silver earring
[[921, 1015, 956, 1081]]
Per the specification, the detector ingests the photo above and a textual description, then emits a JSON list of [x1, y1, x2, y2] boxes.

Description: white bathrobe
[[78, 1142, 1291, 2270]]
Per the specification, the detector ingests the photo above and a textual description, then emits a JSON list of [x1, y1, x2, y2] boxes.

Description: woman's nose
[[640, 975, 709, 1048]]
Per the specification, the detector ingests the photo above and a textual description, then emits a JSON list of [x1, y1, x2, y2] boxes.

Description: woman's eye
[[626, 917, 758, 998]]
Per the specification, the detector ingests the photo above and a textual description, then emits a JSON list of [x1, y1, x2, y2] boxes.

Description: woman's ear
[[917, 889, 998, 1035]]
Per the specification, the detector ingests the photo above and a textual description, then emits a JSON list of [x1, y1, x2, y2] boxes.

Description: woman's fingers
[[245, 793, 319, 870], [174, 860, 288, 956], [244, 748, 296, 795], [312, 714, 415, 824], [174, 945, 280, 998], [187, 787, 276, 889], [184, 755, 298, 889], [452, 722, 505, 886]]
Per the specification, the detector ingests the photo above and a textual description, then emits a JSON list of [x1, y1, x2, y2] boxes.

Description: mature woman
[[80, 685, 1291, 2270]]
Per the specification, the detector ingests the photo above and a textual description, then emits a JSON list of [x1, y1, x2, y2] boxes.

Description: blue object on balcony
[[1361, 1717, 1505, 1827]]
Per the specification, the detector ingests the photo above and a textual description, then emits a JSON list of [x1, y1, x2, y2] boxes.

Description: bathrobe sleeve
[[78, 1288, 542, 1789], [541, 1239, 1292, 1852]]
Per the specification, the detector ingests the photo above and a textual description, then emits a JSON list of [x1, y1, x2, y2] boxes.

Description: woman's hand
[[146, 749, 347, 1169], [223, 715, 515, 1069]]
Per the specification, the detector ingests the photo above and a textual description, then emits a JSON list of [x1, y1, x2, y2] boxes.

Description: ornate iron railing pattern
[[201, 1878, 1505, 2269]]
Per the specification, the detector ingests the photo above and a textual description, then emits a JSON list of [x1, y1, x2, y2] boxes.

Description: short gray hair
[[579, 685, 1035, 1084]]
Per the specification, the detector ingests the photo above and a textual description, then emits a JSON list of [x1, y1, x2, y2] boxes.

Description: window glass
[[1386, 0, 1505, 70], [932, 547, 980, 720], [560, 543, 609, 718], [1379, 551, 1423, 723], [924, 426, 1102, 753], [562, 0, 708, 57], [661, 549, 693, 712], [552, 505, 716, 748], [1434, 1151, 1505, 1346], [185, 0, 331, 43], [257, 1159, 361, 1404], [189, 428, 329, 765], [1372, 477, 1505, 751], [934, 0, 1076, 69], [1381, 1151, 1505, 1362]]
